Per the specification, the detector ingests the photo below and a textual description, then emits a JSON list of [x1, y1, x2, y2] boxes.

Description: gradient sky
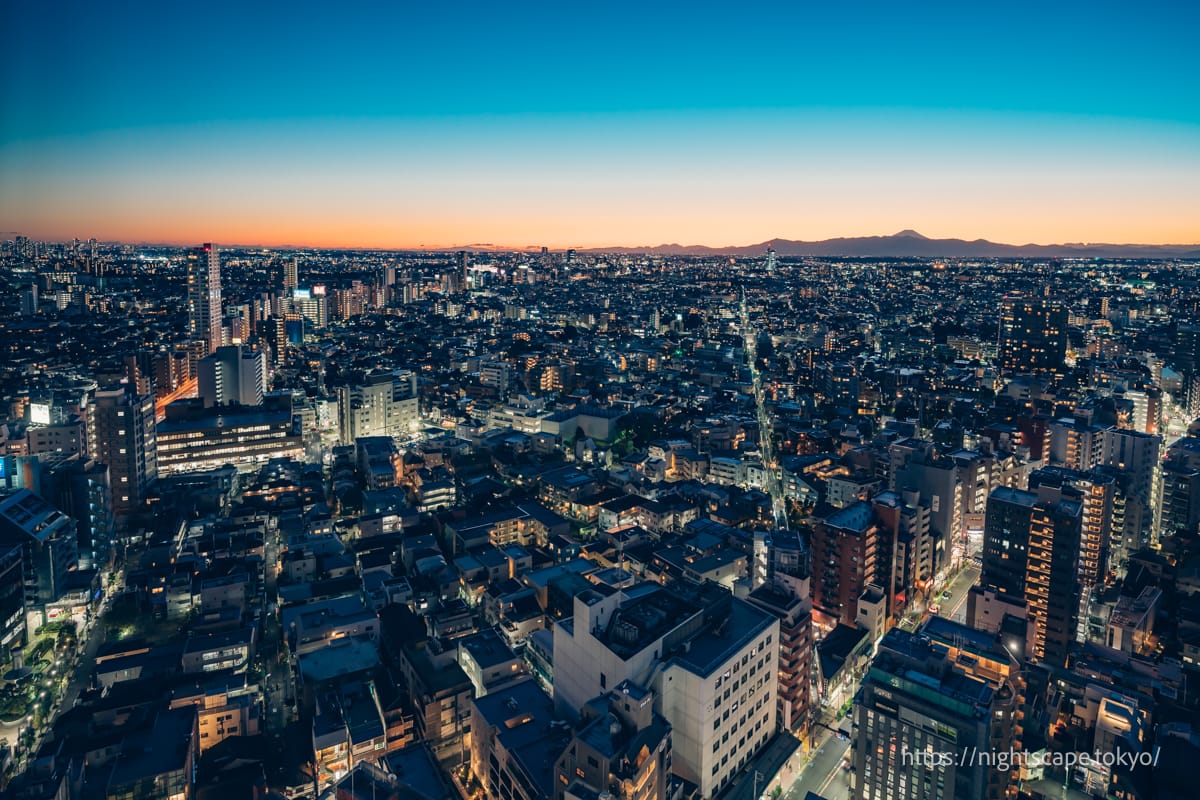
[[2, 0, 1198, 248]]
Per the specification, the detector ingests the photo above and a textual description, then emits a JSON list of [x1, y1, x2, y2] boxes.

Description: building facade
[[197, 345, 267, 408], [187, 243, 222, 353], [553, 582, 779, 798], [852, 626, 1021, 800], [336, 371, 420, 445], [88, 387, 158, 528], [998, 297, 1068, 375], [157, 398, 302, 475]]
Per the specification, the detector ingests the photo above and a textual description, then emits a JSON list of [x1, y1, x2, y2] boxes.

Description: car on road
[[941, 590, 952, 600], [928, 604, 940, 615]]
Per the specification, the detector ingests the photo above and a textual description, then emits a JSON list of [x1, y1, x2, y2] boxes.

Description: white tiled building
[[553, 581, 779, 798]]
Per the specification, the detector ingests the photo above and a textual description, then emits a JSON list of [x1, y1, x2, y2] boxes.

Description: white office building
[[553, 582, 779, 798]]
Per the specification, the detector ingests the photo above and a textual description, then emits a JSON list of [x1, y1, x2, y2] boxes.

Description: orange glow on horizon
[[13, 209, 1200, 251]]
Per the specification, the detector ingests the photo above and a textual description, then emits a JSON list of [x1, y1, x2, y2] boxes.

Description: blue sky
[[2, 1, 1198, 246]]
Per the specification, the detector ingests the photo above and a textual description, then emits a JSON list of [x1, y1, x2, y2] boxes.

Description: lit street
[[937, 563, 982, 624], [785, 728, 851, 800]]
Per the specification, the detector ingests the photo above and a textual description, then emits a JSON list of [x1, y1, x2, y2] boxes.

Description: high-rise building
[[283, 257, 298, 292], [293, 289, 328, 329], [1101, 427, 1162, 551], [1174, 323, 1200, 415], [186, 243, 222, 352], [1028, 467, 1117, 641], [872, 490, 935, 611], [1160, 459, 1200, 540], [263, 315, 289, 366], [336, 371, 419, 445], [889, 439, 963, 575], [26, 418, 87, 459], [972, 486, 1081, 667], [223, 303, 251, 345], [0, 489, 79, 611], [553, 582, 778, 799], [197, 345, 267, 408], [87, 387, 158, 528], [998, 297, 1068, 374], [40, 455, 114, 569], [1028, 467, 1114, 586], [1024, 492, 1082, 667], [746, 578, 814, 736], [811, 502, 884, 626], [458, 250, 470, 290], [469, 677, 563, 800], [852, 622, 1022, 800], [156, 396, 302, 475], [0, 542, 25, 664], [152, 347, 193, 399], [977, 487, 1035, 599], [19, 284, 38, 315], [1047, 417, 1105, 472]]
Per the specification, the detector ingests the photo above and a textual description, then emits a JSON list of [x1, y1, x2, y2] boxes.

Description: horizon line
[[8, 228, 1200, 253]]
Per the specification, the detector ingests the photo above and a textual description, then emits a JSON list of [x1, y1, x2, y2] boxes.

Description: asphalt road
[[58, 613, 108, 713], [785, 728, 851, 800], [935, 564, 981, 624], [782, 564, 983, 800], [261, 521, 294, 735], [5, 586, 112, 771]]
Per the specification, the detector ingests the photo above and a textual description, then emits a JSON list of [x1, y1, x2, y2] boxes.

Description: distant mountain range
[[572, 230, 1200, 259]]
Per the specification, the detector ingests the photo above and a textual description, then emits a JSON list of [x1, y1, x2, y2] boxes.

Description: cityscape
[[2, 239, 1199, 800], [2, 4, 1200, 800]]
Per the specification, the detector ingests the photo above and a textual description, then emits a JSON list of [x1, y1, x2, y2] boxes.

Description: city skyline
[[6, 4, 1200, 800], [3, 2, 1199, 248]]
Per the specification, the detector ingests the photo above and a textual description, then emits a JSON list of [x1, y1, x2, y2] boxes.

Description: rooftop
[[298, 636, 380, 683], [922, 615, 1007, 660], [382, 743, 449, 800], [869, 629, 996, 718], [107, 707, 197, 788], [821, 501, 874, 532], [460, 628, 519, 670], [990, 485, 1039, 508], [597, 587, 700, 660], [670, 596, 776, 679], [157, 402, 293, 433], [817, 623, 870, 680], [472, 678, 567, 800], [182, 626, 255, 656]]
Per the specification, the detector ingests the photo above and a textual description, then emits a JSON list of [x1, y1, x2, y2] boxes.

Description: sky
[[2, 0, 1198, 249]]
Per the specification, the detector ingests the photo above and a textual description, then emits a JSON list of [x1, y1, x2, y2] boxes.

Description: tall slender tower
[[87, 387, 158, 530], [283, 257, 299, 292], [187, 243, 222, 352]]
